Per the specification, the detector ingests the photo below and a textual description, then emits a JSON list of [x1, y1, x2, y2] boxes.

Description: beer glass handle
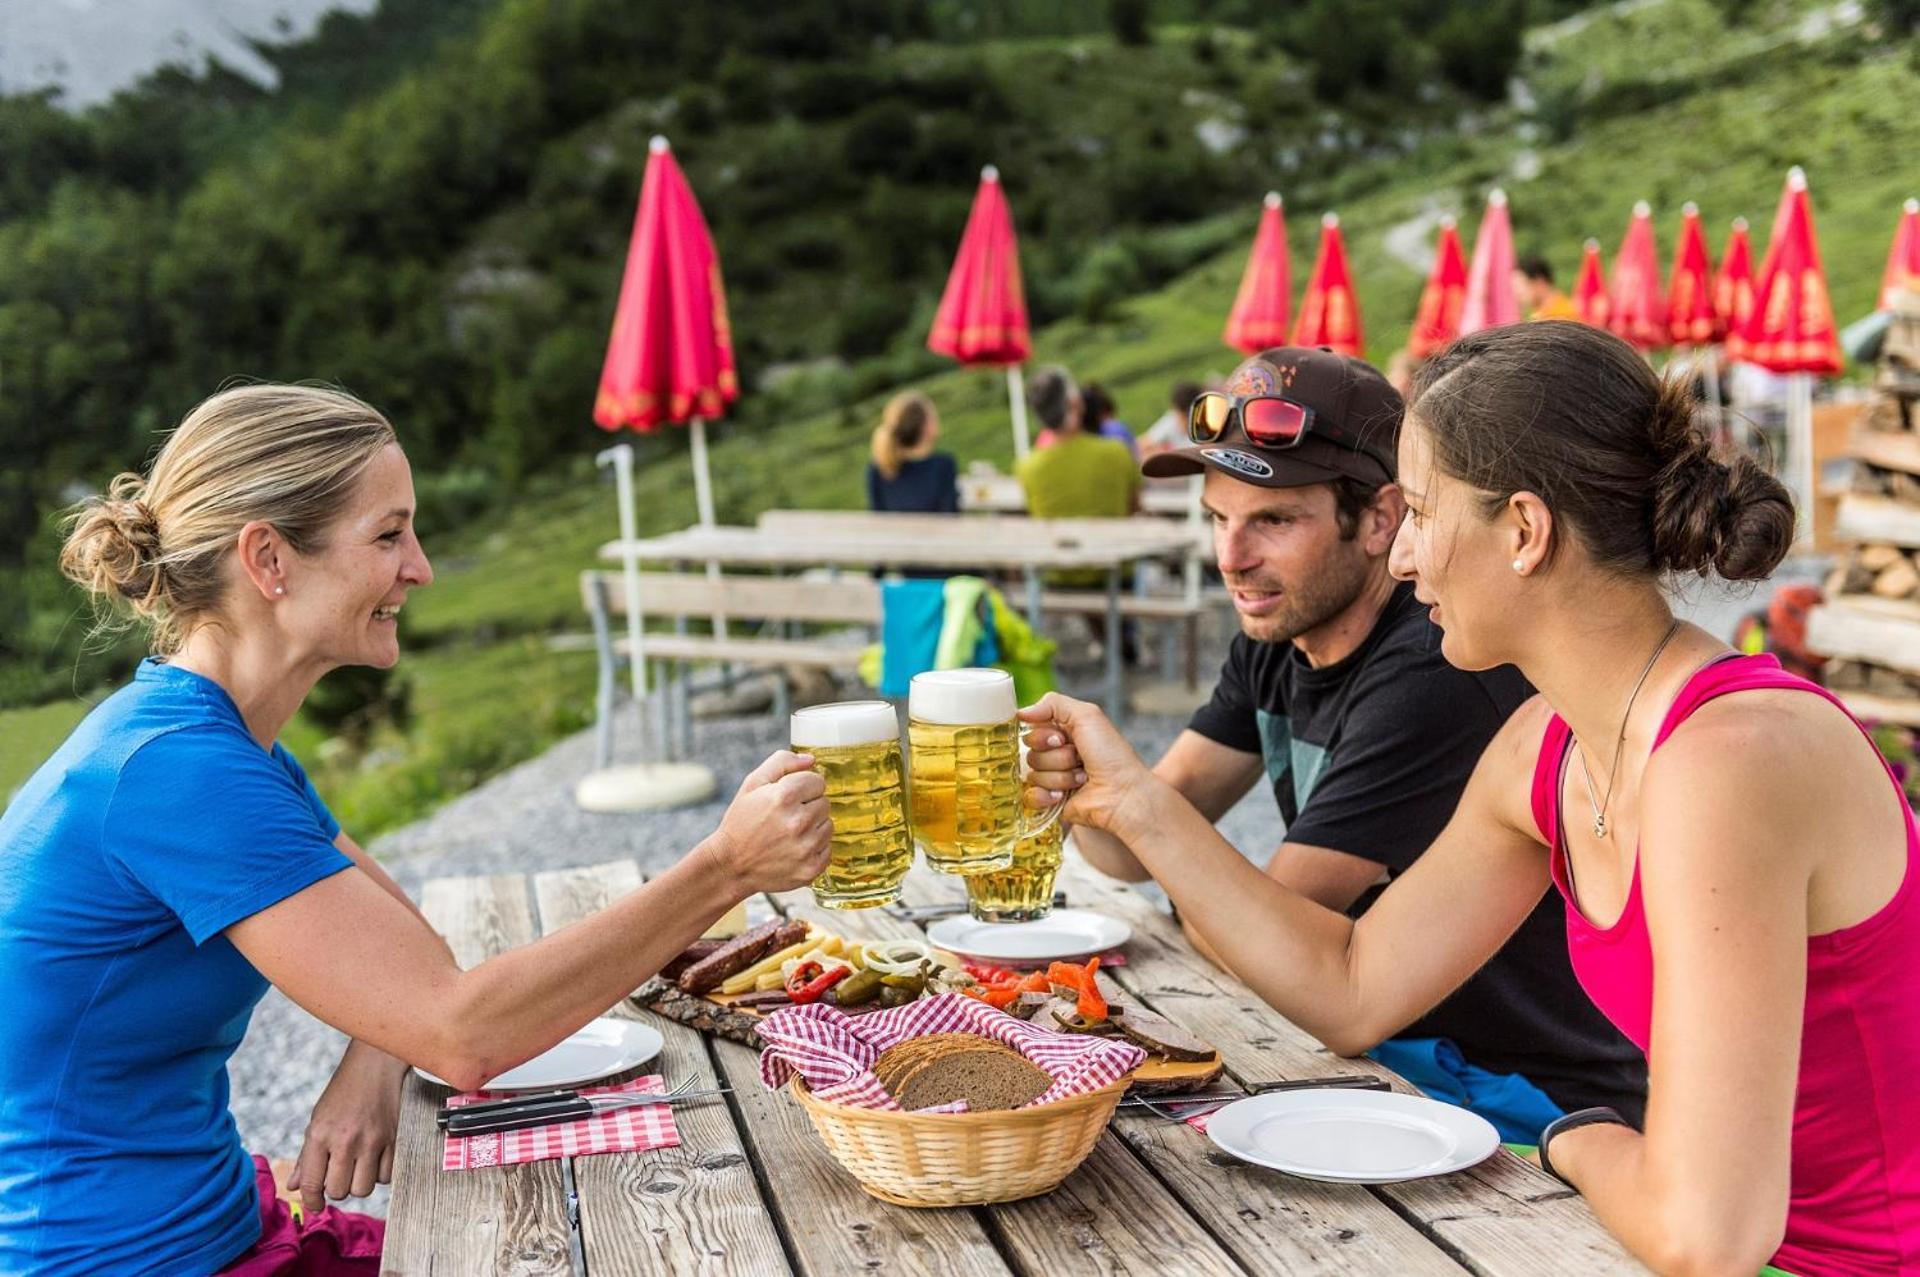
[[1016, 735, 1064, 838]]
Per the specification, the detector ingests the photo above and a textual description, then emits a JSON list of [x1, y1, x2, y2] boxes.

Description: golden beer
[[907, 669, 1060, 877], [790, 701, 912, 909], [965, 820, 1065, 921]]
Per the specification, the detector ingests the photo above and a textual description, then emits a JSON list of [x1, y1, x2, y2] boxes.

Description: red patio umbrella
[[1607, 201, 1667, 350], [1882, 197, 1920, 311], [1737, 166, 1843, 540], [1716, 217, 1757, 361], [1668, 203, 1720, 345], [1573, 239, 1611, 328], [1407, 216, 1468, 359], [928, 165, 1034, 459], [1291, 213, 1364, 359], [594, 135, 738, 526], [1459, 189, 1518, 334], [1224, 192, 1292, 354]]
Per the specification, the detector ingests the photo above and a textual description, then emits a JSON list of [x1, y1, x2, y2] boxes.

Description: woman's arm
[[1545, 713, 1815, 1276], [227, 751, 832, 1091], [1025, 693, 1553, 1055]]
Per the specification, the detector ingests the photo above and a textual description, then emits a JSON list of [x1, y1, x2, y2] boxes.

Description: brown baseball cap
[[1141, 347, 1403, 489]]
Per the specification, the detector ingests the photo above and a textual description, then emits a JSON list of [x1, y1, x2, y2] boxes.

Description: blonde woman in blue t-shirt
[[0, 385, 832, 1276]]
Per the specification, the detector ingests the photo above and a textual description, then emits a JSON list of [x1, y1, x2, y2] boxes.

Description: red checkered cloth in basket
[[441, 1075, 679, 1171], [757, 991, 1145, 1112]]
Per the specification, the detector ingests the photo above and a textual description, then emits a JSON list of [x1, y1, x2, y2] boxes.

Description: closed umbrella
[[1291, 213, 1364, 359], [588, 135, 736, 805], [1574, 239, 1611, 329], [1715, 217, 1757, 360], [1881, 197, 1920, 311], [1224, 192, 1292, 354], [1668, 203, 1720, 345], [1407, 216, 1468, 359], [595, 136, 738, 526], [1607, 201, 1668, 350], [1736, 167, 1844, 542], [1459, 189, 1518, 334], [928, 165, 1034, 460]]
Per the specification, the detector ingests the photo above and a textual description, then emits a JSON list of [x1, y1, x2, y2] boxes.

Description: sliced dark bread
[[1113, 1006, 1216, 1062], [873, 1033, 977, 1093], [889, 1039, 1053, 1112]]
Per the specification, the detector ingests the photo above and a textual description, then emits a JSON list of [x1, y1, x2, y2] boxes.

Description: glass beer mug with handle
[[907, 668, 1062, 877], [789, 700, 913, 909]]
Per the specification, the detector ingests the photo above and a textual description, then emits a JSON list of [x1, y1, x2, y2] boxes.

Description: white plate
[[414, 1016, 664, 1092], [926, 909, 1131, 962], [1205, 1089, 1500, 1183]]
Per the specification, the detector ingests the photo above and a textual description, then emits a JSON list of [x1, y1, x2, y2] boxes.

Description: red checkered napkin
[[441, 1075, 680, 1171], [757, 991, 1145, 1112]]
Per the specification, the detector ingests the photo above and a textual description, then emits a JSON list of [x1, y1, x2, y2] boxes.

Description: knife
[[441, 1087, 730, 1136]]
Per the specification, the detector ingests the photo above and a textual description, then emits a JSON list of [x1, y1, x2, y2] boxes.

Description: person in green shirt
[[1016, 366, 1142, 659]]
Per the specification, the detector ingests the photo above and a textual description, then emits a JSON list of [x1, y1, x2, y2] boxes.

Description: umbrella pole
[[1789, 372, 1815, 548], [688, 417, 729, 640], [1007, 365, 1030, 462]]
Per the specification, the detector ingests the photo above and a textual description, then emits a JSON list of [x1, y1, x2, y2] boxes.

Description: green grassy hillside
[[7, 0, 1916, 829]]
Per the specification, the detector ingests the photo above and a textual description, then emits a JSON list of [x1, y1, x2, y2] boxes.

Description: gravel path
[[225, 568, 1813, 1212]]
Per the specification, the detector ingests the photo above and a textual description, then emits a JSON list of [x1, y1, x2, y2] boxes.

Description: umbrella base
[[574, 763, 717, 813]]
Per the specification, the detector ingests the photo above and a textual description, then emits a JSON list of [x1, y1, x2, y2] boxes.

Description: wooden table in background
[[383, 852, 1648, 1276]]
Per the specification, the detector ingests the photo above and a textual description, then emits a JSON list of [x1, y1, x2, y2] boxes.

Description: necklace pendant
[[1593, 814, 1607, 838]]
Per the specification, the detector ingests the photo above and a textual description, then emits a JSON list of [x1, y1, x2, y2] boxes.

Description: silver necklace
[[1575, 619, 1682, 840]]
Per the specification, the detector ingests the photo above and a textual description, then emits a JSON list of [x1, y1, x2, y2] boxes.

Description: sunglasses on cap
[[1187, 391, 1318, 449]]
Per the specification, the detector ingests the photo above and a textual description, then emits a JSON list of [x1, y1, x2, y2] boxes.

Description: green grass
[[0, 699, 93, 801], [7, 2, 1918, 835]]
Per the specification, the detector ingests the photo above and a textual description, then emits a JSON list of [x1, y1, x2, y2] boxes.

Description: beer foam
[[908, 668, 1018, 725], [790, 700, 901, 748]]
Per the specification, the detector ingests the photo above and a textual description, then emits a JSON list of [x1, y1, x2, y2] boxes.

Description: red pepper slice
[[1016, 970, 1052, 995], [1075, 957, 1107, 1021], [980, 986, 1022, 1010], [789, 964, 851, 1005], [1046, 960, 1087, 992]]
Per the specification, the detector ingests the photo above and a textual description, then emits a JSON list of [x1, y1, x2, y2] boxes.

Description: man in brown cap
[[1071, 346, 1647, 1142]]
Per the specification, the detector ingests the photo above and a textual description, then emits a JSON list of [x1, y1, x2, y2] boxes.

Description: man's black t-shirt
[[1188, 581, 1647, 1119]]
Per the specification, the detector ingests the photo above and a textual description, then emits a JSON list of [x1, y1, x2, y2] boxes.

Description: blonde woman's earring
[[1512, 560, 1526, 574], [274, 586, 286, 595]]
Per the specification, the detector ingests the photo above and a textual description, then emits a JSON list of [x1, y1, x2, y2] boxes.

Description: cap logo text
[[1204, 448, 1275, 479]]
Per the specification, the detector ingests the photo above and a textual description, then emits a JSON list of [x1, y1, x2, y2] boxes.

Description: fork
[[1120, 1074, 1392, 1122]]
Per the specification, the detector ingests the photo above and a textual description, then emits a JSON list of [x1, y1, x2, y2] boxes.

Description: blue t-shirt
[[865, 452, 959, 514], [0, 660, 351, 1276]]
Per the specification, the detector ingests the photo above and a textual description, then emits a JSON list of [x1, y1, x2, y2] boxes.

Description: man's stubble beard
[[1231, 543, 1374, 646]]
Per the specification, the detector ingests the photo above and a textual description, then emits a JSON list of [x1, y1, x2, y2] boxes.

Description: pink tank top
[[1530, 654, 1920, 1276]]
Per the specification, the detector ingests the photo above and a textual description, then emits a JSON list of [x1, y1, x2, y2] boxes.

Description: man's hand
[[290, 1040, 409, 1218]]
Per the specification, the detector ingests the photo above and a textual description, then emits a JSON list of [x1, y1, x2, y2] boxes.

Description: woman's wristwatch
[[1537, 1106, 1629, 1187]]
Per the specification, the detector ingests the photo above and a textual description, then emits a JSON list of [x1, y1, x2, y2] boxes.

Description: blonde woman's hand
[[706, 750, 833, 895], [1020, 692, 1155, 834]]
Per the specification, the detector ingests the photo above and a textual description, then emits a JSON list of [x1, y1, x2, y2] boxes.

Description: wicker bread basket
[[788, 1074, 1131, 1207]]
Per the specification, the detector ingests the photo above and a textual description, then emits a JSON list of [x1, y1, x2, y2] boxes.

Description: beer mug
[[790, 700, 913, 909], [907, 668, 1062, 877], [965, 820, 1065, 922]]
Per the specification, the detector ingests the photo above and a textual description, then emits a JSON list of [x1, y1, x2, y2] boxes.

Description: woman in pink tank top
[[1023, 322, 1918, 1275]]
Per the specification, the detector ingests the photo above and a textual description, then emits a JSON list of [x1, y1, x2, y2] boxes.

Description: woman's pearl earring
[[274, 586, 285, 595], [1512, 560, 1526, 574]]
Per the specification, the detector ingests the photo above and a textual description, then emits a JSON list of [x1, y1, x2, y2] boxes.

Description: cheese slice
[[701, 899, 749, 940]]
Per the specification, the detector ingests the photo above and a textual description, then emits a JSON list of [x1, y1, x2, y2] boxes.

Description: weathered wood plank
[[712, 1037, 1010, 1276], [1053, 857, 1651, 1276], [1807, 597, 1920, 678], [1848, 427, 1920, 480], [891, 865, 1463, 1275], [983, 1134, 1248, 1277], [383, 875, 569, 1277], [531, 860, 794, 1277], [1834, 492, 1920, 549]]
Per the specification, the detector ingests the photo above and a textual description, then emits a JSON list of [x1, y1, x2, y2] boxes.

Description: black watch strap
[[1537, 1106, 1628, 1186]]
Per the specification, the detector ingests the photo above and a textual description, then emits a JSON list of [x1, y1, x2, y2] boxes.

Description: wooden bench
[[583, 570, 880, 764]]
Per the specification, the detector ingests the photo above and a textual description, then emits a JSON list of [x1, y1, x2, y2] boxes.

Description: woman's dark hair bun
[[1647, 378, 1795, 581]]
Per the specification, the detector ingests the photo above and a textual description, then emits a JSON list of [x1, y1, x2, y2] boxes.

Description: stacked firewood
[[1809, 290, 1920, 737]]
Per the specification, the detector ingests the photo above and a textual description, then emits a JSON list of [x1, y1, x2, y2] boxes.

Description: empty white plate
[[414, 1016, 664, 1091], [926, 908, 1131, 962], [1205, 1088, 1500, 1183]]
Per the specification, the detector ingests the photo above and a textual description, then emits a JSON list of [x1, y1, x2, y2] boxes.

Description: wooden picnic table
[[598, 521, 1203, 717], [384, 849, 1649, 1276]]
